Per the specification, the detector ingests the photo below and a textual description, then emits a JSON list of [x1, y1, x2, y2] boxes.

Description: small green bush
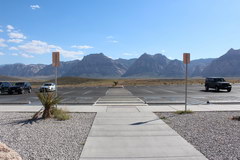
[[52, 107, 71, 121], [175, 110, 193, 114]]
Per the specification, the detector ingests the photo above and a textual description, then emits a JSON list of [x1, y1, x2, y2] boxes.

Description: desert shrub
[[175, 110, 193, 114], [37, 92, 62, 119], [52, 107, 71, 121]]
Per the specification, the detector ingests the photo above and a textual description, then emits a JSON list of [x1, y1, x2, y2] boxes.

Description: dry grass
[[2, 76, 240, 88], [175, 110, 194, 114]]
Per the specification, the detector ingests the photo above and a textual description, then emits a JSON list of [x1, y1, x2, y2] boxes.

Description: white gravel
[[155, 111, 240, 160], [0, 112, 96, 160]]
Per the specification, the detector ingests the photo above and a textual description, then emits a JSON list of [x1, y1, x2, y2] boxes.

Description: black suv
[[0, 82, 12, 94], [205, 77, 232, 92], [8, 82, 32, 94]]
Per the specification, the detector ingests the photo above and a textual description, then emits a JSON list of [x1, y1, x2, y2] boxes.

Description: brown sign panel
[[183, 53, 190, 64], [52, 52, 60, 67]]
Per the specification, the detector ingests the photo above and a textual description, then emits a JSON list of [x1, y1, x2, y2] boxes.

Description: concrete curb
[[148, 101, 240, 105]]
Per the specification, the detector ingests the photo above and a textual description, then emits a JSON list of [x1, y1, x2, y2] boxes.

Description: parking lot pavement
[[126, 84, 240, 105], [0, 86, 108, 105], [1, 84, 240, 105]]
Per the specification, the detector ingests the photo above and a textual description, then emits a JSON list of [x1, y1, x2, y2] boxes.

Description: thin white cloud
[[106, 35, 119, 43], [0, 29, 3, 33], [21, 53, 34, 58], [15, 40, 84, 58], [30, 5, 40, 10], [0, 38, 7, 47], [123, 53, 138, 56], [161, 50, 166, 53], [0, 52, 5, 56], [8, 32, 26, 39], [11, 53, 18, 56], [6, 25, 14, 32], [123, 53, 133, 56], [60, 49, 84, 59], [8, 39, 23, 43], [18, 40, 54, 54], [111, 40, 118, 43], [9, 46, 19, 50], [106, 36, 114, 39], [0, 43, 8, 47], [71, 45, 93, 49], [11, 53, 34, 58]]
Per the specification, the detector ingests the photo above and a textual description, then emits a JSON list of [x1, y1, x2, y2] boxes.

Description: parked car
[[0, 82, 12, 94], [39, 83, 56, 92], [205, 77, 232, 92], [8, 82, 32, 94]]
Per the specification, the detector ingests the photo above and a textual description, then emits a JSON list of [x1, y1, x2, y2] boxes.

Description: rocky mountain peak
[[82, 53, 110, 62]]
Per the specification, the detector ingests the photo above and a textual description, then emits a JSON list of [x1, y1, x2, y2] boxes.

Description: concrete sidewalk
[[1, 87, 240, 160], [79, 88, 207, 160], [79, 109, 207, 160]]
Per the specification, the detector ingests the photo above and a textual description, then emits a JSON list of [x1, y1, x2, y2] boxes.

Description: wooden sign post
[[183, 53, 190, 112], [52, 52, 60, 97]]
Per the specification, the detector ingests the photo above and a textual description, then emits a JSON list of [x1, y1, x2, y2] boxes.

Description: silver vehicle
[[39, 83, 56, 92]]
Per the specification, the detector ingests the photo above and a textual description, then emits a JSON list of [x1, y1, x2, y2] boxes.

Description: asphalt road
[[126, 84, 240, 104], [0, 86, 108, 105], [0, 84, 240, 105]]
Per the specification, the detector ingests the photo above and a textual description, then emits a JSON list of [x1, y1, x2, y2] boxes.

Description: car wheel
[[205, 86, 209, 91], [227, 88, 231, 92], [28, 88, 32, 93], [0, 90, 2, 94], [19, 90, 24, 94], [8, 91, 13, 95], [216, 87, 220, 92]]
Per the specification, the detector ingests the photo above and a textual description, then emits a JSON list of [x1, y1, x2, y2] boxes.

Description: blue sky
[[0, 0, 240, 64]]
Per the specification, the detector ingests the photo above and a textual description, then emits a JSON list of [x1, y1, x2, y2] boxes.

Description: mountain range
[[0, 48, 239, 78]]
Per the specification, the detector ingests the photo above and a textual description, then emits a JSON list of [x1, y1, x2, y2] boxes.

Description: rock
[[0, 142, 22, 160]]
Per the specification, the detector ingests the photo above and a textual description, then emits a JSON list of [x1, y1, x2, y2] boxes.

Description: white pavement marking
[[62, 91, 75, 95], [142, 89, 154, 94], [83, 90, 92, 95], [159, 89, 177, 94], [94, 98, 101, 105]]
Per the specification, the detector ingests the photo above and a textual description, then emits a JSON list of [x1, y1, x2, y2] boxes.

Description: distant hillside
[[36, 60, 80, 76], [202, 48, 240, 77], [189, 58, 215, 77], [63, 53, 127, 77], [0, 49, 239, 78], [122, 53, 171, 77], [122, 53, 214, 78], [0, 63, 46, 77], [115, 58, 137, 68]]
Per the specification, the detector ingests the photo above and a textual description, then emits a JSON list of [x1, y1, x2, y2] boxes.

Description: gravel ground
[[155, 111, 240, 160], [0, 112, 96, 160]]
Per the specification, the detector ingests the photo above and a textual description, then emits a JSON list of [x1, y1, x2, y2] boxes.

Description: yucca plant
[[37, 92, 62, 119]]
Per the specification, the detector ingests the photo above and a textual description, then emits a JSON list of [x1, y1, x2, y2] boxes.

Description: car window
[[206, 78, 212, 82], [44, 84, 52, 86], [15, 82, 24, 86], [214, 78, 225, 82]]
